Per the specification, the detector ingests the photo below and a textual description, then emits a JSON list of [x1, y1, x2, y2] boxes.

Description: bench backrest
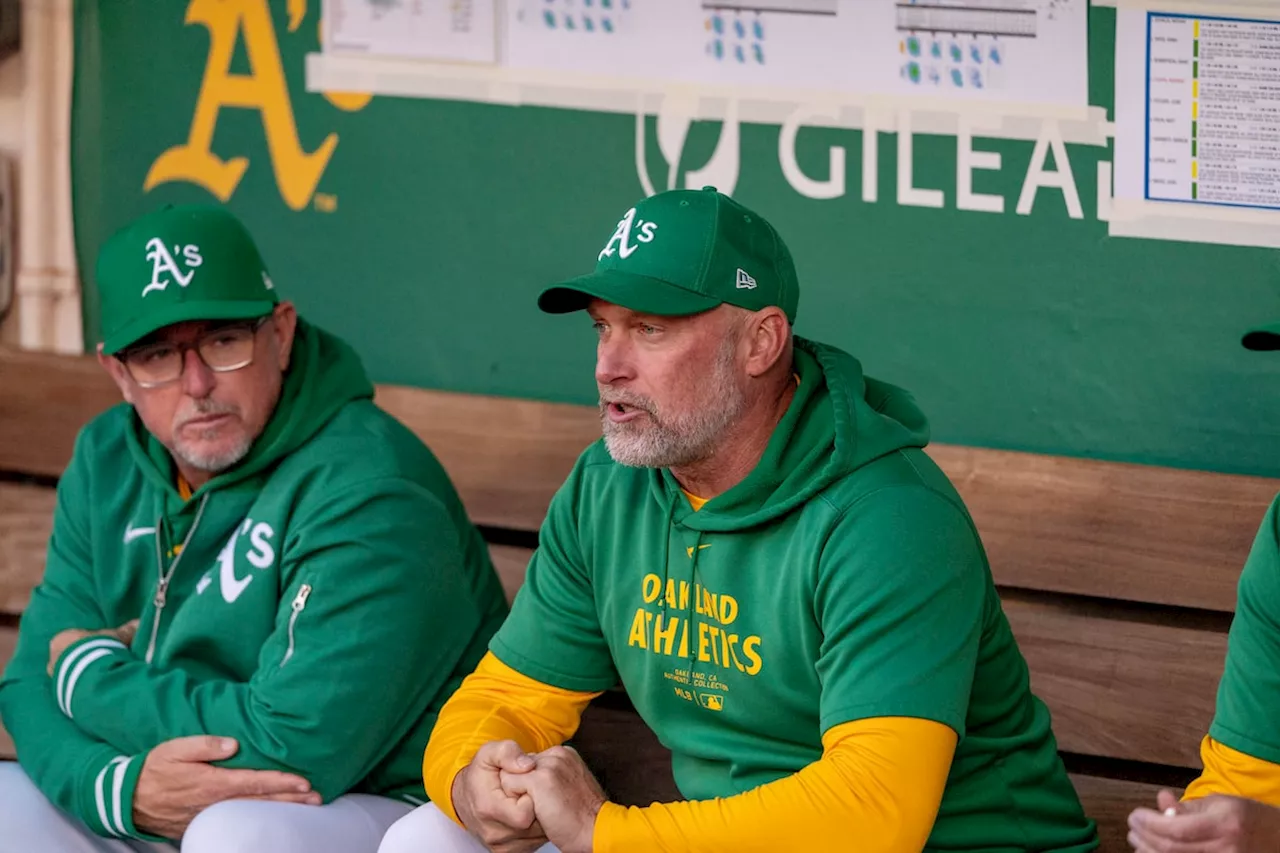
[[2, 346, 1276, 851]]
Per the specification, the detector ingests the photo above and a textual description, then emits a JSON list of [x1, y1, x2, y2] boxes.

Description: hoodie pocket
[[281, 583, 312, 667]]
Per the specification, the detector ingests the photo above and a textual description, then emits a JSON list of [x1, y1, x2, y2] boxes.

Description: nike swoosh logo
[[686, 544, 713, 558], [123, 524, 156, 544]]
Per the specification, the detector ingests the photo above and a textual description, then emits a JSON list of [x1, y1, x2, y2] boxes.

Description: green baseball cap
[[96, 204, 279, 354], [1243, 323, 1280, 351], [538, 187, 800, 322]]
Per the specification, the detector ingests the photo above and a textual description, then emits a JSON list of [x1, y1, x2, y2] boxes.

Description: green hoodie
[[1204, 493, 1280, 764], [492, 339, 1098, 852], [0, 320, 507, 841]]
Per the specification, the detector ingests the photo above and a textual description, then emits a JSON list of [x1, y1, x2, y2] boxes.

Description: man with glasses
[[0, 205, 508, 852]]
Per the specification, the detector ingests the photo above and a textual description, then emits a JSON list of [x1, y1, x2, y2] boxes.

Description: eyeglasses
[[118, 317, 270, 388]]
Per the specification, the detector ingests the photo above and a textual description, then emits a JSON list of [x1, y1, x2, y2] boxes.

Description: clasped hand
[[1129, 788, 1280, 853], [44, 621, 323, 839], [453, 740, 608, 853]]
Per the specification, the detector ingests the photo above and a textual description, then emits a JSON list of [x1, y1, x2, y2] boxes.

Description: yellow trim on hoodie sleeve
[[422, 651, 601, 825], [1185, 735, 1280, 806], [594, 716, 956, 853]]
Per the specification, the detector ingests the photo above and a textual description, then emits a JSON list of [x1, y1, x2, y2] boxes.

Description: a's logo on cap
[[599, 207, 658, 262], [736, 268, 757, 290], [142, 238, 203, 297]]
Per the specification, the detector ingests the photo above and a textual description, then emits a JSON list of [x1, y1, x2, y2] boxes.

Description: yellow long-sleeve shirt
[[1185, 736, 1280, 806], [423, 652, 957, 853]]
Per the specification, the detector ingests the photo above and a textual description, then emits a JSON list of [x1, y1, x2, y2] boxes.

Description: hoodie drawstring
[[659, 484, 709, 669], [687, 529, 705, 668], [658, 491, 678, 626]]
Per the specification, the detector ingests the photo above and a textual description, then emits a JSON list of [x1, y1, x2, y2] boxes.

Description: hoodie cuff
[[54, 634, 128, 720], [81, 752, 148, 839]]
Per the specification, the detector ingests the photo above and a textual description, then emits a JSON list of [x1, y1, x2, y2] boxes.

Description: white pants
[[0, 762, 413, 853], [379, 803, 561, 853]]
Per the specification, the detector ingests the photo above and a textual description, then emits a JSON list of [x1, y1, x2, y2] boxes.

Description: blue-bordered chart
[[1144, 12, 1280, 212]]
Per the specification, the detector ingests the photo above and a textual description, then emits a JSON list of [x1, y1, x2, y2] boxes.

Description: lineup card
[[1146, 13, 1280, 211]]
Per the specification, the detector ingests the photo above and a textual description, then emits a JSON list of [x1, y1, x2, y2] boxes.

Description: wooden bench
[[2, 345, 1277, 851]]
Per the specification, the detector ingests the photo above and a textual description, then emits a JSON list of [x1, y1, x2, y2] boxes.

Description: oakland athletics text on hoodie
[[492, 338, 1097, 852]]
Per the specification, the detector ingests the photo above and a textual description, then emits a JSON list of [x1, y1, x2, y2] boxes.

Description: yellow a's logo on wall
[[145, 0, 370, 212]]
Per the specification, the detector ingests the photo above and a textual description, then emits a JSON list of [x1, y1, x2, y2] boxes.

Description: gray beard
[[601, 339, 748, 469], [170, 399, 252, 473], [171, 434, 253, 474]]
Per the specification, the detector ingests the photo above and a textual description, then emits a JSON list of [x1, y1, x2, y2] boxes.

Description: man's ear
[[742, 307, 791, 379], [96, 345, 135, 405], [270, 302, 299, 371]]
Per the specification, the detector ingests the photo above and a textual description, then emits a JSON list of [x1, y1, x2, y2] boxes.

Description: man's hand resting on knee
[[133, 735, 321, 839], [452, 740, 550, 853], [1128, 788, 1280, 853], [500, 745, 607, 853]]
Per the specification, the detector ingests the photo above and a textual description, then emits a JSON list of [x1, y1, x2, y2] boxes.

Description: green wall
[[72, 1, 1280, 477]]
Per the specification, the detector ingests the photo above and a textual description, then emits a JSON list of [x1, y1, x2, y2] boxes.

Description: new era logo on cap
[[736, 268, 757, 290]]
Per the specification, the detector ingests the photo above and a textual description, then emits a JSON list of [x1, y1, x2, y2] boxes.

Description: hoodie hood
[[653, 336, 929, 532], [126, 318, 375, 502]]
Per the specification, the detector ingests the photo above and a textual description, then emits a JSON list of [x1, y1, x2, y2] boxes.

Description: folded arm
[[51, 480, 485, 802]]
